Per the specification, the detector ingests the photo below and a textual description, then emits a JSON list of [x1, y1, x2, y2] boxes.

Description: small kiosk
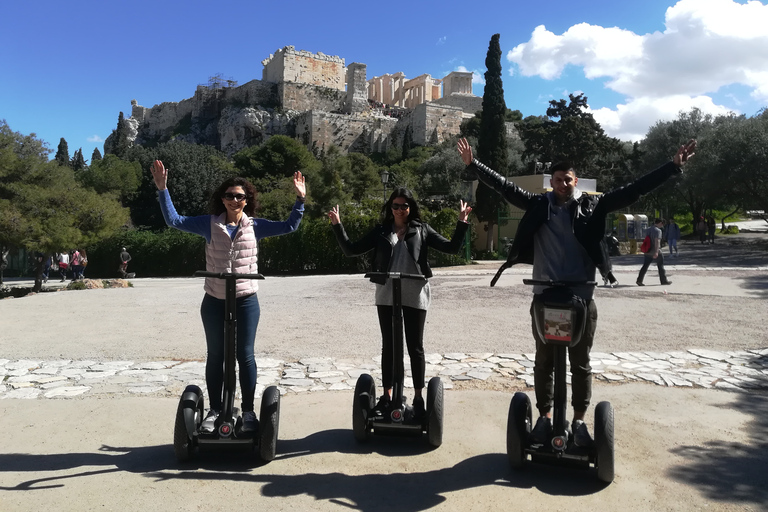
[[617, 214, 648, 254]]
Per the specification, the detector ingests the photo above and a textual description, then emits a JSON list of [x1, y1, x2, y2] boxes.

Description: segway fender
[[181, 391, 201, 436]]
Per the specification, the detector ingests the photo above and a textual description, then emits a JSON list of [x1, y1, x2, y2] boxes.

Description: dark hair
[[209, 177, 259, 217], [381, 187, 422, 225], [550, 161, 576, 175], [655, 218, 663, 224]]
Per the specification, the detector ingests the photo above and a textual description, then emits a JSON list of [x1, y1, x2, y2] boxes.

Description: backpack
[[640, 235, 651, 253]]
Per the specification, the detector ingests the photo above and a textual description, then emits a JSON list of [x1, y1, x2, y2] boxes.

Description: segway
[[352, 272, 444, 447], [173, 271, 280, 463], [506, 279, 614, 483]]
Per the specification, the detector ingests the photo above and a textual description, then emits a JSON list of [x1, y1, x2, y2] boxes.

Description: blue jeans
[[200, 292, 260, 412]]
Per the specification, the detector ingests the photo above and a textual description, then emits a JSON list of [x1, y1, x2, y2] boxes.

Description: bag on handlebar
[[531, 287, 589, 347]]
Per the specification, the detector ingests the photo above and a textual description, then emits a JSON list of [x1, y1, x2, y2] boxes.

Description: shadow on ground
[[667, 358, 768, 508]]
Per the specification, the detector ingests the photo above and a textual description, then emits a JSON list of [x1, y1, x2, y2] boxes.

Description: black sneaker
[[572, 419, 594, 448], [661, 280, 672, 285], [529, 416, 552, 444], [636, 280, 644, 286], [412, 397, 426, 419], [373, 395, 391, 416]]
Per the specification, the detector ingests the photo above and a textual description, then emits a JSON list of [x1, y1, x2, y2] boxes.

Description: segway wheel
[[594, 401, 615, 483], [352, 374, 375, 442], [506, 392, 532, 469], [258, 386, 280, 462], [173, 385, 204, 462], [426, 377, 444, 448]]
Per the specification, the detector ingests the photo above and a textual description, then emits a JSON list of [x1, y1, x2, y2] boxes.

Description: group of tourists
[[152, 137, 697, 443]]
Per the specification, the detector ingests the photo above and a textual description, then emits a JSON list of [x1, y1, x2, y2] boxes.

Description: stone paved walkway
[[3, 348, 767, 401]]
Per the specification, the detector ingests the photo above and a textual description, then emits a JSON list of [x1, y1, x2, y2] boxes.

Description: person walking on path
[[119, 248, 132, 278], [707, 215, 716, 244], [665, 218, 681, 257], [151, 159, 305, 435], [57, 252, 70, 282], [637, 219, 672, 286], [328, 189, 470, 417], [457, 137, 696, 448], [697, 216, 707, 244]]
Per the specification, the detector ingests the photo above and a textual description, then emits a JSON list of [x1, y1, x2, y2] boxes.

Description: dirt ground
[[1, 235, 767, 511], [1, 384, 766, 512]]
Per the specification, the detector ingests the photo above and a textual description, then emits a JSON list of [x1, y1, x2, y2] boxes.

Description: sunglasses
[[391, 203, 410, 211], [223, 193, 247, 202]]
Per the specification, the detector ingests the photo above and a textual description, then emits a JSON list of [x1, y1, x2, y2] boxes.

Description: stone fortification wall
[[411, 103, 465, 146], [262, 46, 345, 90], [279, 82, 345, 112], [296, 111, 399, 154], [343, 63, 368, 114], [431, 93, 483, 116]]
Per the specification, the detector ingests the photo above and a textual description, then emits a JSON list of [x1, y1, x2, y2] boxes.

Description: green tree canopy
[[78, 153, 142, 205], [123, 140, 236, 228], [0, 121, 129, 290], [54, 137, 69, 167]]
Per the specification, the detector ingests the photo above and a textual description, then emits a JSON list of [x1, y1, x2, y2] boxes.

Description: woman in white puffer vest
[[151, 160, 306, 434]]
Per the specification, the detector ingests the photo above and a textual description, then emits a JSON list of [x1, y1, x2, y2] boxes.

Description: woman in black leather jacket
[[329, 188, 471, 417]]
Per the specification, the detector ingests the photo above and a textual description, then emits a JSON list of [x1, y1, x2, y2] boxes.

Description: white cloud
[[456, 65, 485, 85], [437, 36, 447, 45], [87, 135, 104, 143], [507, 0, 768, 139]]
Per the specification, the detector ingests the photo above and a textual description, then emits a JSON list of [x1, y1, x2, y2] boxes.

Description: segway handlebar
[[523, 279, 597, 287], [193, 271, 265, 280], [364, 271, 427, 281]]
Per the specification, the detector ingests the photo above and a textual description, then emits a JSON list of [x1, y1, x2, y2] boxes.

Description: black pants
[[532, 299, 598, 414], [377, 305, 427, 390], [637, 252, 667, 283]]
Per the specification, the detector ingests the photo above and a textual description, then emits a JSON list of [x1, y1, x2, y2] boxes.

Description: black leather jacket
[[332, 220, 469, 284], [465, 159, 682, 286]]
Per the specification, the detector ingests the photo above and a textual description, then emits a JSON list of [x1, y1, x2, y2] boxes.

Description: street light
[[380, 169, 390, 202]]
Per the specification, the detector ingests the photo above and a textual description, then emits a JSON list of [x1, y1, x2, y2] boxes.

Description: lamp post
[[380, 169, 390, 202]]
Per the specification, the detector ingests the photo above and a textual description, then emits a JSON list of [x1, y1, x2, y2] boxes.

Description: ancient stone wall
[[343, 63, 368, 114], [295, 111, 399, 154], [431, 93, 483, 115], [262, 46, 345, 90], [279, 82, 345, 112], [410, 103, 464, 146]]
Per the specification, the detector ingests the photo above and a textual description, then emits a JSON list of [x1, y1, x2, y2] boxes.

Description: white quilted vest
[[204, 213, 259, 299]]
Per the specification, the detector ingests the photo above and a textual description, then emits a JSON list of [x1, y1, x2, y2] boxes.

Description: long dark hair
[[381, 187, 422, 225], [208, 177, 259, 216]]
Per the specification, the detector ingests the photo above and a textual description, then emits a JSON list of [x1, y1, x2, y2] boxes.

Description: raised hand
[[294, 171, 306, 198], [458, 199, 473, 223], [457, 138, 473, 166], [328, 205, 340, 225], [151, 160, 168, 190], [673, 139, 697, 167]]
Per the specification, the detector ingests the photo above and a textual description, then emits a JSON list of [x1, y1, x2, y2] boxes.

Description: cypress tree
[[54, 138, 70, 167], [474, 33, 509, 251], [71, 148, 86, 172], [91, 147, 103, 162]]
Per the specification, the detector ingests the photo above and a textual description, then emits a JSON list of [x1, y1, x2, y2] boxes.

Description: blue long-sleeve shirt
[[157, 188, 304, 241]]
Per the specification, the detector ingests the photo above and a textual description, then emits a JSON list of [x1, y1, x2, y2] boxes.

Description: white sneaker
[[200, 410, 219, 433], [241, 411, 259, 433]]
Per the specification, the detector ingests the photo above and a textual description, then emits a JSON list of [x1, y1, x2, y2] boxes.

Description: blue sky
[[1, 0, 766, 160]]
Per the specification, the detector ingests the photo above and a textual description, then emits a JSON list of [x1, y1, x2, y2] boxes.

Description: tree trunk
[[33, 258, 44, 293], [721, 207, 740, 231]]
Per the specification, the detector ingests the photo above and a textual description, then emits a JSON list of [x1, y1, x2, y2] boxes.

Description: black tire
[[353, 374, 375, 442], [506, 392, 532, 469], [258, 386, 280, 462], [426, 377, 444, 448], [594, 401, 615, 483], [173, 385, 203, 462]]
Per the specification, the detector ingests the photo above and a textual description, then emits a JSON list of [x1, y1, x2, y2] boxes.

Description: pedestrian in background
[[665, 218, 680, 257], [637, 219, 672, 286], [707, 215, 716, 244], [119, 247, 131, 278]]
